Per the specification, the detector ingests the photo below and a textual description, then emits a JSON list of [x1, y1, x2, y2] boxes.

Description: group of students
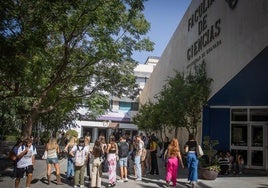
[[10, 132, 238, 188], [217, 150, 245, 175]]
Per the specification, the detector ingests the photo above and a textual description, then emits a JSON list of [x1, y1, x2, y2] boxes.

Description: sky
[[132, 0, 191, 64]]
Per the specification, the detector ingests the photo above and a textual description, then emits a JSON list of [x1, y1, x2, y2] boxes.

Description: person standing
[[184, 134, 199, 188], [45, 137, 63, 185], [64, 137, 77, 180], [149, 135, 159, 175], [162, 137, 170, 159], [91, 140, 103, 188], [84, 132, 91, 180], [15, 137, 37, 188], [117, 135, 129, 182], [165, 138, 184, 187], [134, 135, 143, 181], [106, 135, 118, 187], [70, 137, 89, 188]]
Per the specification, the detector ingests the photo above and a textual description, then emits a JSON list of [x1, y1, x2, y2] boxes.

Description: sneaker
[[73, 186, 78, 188], [117, 179, 124, 183], [124, 178, 129, 182], [166, 181, 170, 187], [80, 185, 85, 188], [135, 178, 142, 181]]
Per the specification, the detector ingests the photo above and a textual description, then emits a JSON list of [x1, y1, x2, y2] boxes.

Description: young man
[[70, 137, 89, 188], [15, 138, 37, 188], [117, 135, 129, 182]]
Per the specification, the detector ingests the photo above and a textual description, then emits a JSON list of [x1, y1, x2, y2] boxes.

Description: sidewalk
[[0, 157, 267, 188]]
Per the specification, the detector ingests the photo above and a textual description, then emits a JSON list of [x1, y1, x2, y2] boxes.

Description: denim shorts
[[119, 157, 128, 167], [47, 157, 59, 164]]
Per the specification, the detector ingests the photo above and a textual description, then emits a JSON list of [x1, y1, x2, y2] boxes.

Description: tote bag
[[197, 144, 204, 157], [42, 151, 48, 160]]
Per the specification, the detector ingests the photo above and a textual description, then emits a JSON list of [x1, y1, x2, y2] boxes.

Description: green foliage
[[200, 136, 220, 172], [5, 135, 17, 142], [0, 0, 153, 137], [133, 62, 212, 137], [66, 129, 78, 139], [40, 131, 51, 145], [133, 101, 161, 132]]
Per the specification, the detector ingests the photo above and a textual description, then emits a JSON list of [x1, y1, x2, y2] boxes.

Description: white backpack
[[75, 145, 85, 166]]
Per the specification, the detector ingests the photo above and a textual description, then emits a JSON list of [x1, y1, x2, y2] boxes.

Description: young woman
[[91, 140, 103, 188], [45, 138, 63, 185], [165, 138, 184, 187], [64, 137, 76, 180], [184, 134, 199, 187], [106, 135, 118, 187]]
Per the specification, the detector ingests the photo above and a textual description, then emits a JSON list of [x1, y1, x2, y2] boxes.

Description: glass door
[[249, 124, 266, 169], [231, 108, 268, 170]]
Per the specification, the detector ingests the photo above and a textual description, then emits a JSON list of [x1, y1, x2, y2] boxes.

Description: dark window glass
[[250, 109, 268, 121], [231, 124, 248, 146], [231, 109, 247, 121]]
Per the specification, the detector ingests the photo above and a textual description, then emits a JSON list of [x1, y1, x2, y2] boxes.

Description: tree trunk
[[22, 111, 38, 138], [174, 126, 178, 138]]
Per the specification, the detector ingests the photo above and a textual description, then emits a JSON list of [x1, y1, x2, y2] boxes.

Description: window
[[231, 109, 247, 121], [231, 124, 248, 146], [131, 102, 139, 111], [119, 102, 131, 111], [250, 109, 268, 121]]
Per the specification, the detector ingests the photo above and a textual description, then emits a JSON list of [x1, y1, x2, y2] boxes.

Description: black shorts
[[16, 165, 34, 178]]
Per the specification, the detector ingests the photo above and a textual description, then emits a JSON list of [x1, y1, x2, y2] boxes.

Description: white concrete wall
[[140, 0, 268, 104]]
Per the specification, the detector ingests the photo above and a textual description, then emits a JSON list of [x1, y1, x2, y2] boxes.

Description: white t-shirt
[[17, 145, 37, 168]]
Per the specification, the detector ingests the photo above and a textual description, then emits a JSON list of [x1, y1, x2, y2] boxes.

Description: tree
[[157, 71, 187, 138], [133, 101, 156, 133], [184, 62, 213, 136], [133, 62, 212, 138], [0, 0, 154, 138]]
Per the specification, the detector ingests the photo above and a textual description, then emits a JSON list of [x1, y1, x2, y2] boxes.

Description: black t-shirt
[[185, 140, 197, 152]]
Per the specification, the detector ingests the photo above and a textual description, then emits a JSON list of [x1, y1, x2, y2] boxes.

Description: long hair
[[47, 138, 58, 150], [168, 138, 180, 157], [92, 140, 102, 157], [68, 137, 76, 147]]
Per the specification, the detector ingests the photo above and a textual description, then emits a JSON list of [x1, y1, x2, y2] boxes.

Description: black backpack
[[118, 142, 129, 158]]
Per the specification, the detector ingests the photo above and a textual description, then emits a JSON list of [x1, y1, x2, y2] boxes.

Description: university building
[[139, 0, 268, 171], [73, 57, 158, 143]]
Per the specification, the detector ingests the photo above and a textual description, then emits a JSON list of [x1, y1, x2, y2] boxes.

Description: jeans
[[187, 153, 198, 182], [135, 155, 142, 179], [66, 157, 74, 177]]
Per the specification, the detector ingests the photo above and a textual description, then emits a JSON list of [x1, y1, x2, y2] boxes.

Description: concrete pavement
[[0, 157, 267, 188]]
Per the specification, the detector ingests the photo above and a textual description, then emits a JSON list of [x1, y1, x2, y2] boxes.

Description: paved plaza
[[0, 157, 267, 188]]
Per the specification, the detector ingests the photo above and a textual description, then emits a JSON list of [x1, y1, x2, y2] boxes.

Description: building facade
[[139, 0, 268, 171], [73, 57, 158, 142]]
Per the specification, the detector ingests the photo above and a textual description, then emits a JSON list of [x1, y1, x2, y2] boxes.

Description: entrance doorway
[[230, 108, 268, 170]]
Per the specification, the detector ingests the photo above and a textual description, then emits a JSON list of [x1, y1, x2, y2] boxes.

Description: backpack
[[102, 156, 109, 173], [118, 142, 129, 158], [8, 149, 17, 161], [75, 145, 85, 166]]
